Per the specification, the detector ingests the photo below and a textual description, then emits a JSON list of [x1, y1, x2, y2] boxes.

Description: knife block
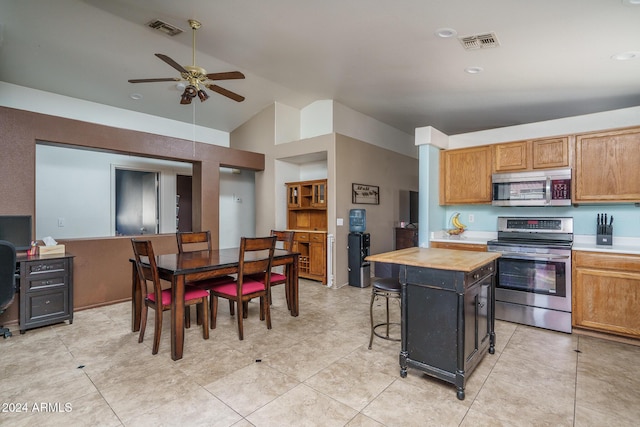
[[597, 225, 613, 246]]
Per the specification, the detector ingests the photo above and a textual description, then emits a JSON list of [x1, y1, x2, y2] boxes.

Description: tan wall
[[0, 107, 264, 326], [230, 107, 418, 288], [335, 134, 419, 286]]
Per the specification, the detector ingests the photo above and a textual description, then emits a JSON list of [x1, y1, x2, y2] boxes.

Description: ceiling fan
[[128, 19, 245, 104]]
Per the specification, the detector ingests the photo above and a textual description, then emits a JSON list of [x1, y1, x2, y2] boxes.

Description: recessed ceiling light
[[465, 66, 484, 74], [435, 28, 457, 38], [130, 93, 143, 100], [622, 0, 640, 6], [611, 51, 640, 60]]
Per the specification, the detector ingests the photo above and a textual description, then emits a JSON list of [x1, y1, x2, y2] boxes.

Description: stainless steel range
[[487, 217, 573, 333]]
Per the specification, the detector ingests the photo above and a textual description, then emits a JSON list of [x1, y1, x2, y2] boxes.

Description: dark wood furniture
[[131, 239, 209, 354], [17, 253, 74, 333], [209, 236, 276, 340], [395, 227, 418, 249], [130, 247, 299, 360], [366, 247, 500, 400]]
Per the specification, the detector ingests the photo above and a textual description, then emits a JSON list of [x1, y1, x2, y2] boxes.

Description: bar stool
[[368, 277, 401, 349]]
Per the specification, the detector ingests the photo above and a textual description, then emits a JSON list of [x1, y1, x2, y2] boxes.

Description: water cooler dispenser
[[348, 209, 370, 288]]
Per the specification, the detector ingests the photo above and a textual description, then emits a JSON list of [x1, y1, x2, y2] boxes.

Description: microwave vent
[[459, 32, 500, 50]]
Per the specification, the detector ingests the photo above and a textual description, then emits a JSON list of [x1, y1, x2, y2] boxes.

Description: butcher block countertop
[[366, 247, 501, 272]]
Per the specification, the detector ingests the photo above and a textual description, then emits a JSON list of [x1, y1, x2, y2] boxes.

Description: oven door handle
[[496, 252, 570, 261]]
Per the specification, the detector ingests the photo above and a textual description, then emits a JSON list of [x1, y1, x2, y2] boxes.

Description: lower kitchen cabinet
[[572, 250, 640, 339], [17, 253, 74, 333], [292, 231, 327, 284]]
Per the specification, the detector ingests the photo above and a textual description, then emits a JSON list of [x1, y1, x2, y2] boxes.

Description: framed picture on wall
[[352, 183, 379, 205]]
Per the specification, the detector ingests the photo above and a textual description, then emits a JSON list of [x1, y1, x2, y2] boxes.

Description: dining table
[[130, 247, 299, 360]]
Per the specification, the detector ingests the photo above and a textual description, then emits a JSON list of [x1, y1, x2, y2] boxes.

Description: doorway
[[115, 169, 159, 236]]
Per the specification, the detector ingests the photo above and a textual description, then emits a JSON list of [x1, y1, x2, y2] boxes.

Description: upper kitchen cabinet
[[493, 141, 529, 172], [286, 179, 328, 230], [493, 137, 570, 172], [440, 146, 492, 205], [531, 136, 570, 169], [574, 127, 640, 203]]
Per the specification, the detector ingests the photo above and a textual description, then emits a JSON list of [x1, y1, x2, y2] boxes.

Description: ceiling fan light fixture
[[180, 85, 197, 104], [197, 89, 209, 102]]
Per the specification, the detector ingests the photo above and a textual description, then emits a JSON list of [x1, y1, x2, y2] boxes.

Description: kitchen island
[[366, 247, 501, 400]]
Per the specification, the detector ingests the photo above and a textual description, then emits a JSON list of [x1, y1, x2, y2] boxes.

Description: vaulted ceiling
[[1, 0, 639, 142]]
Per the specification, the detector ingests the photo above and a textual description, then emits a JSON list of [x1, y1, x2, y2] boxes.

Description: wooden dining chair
[[176, 231, 235, 317], [131, 239, 209, 355], [208, 236, 276, 340], [248, 230, 294, 309]]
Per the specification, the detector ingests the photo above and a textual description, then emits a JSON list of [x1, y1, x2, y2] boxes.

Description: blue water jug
[[349, 209, 366, 232]]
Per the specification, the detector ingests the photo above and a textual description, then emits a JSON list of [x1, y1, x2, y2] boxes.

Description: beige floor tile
[[245, 383, 358, 427], [304, 350, 397, 411], [204, 362, 299, 416], [126, 387, 242, 427], [3, 279, 640, 426], [10, 390, 122, 427], [471, 375, 574, 426], [362, 378, 470, 427]]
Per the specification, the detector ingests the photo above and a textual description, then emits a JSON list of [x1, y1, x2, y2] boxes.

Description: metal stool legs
[[368, 278, 401, 349]]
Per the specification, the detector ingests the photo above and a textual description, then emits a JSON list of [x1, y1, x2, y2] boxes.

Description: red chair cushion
[[147, 285, 208, 305], [270, 273, 287, 283], [210, 277, 266, 297]]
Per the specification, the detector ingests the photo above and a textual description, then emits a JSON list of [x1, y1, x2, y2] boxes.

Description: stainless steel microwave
[[492, 168, 572, 207]]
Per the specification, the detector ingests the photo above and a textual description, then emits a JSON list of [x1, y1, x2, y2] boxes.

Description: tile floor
[[1, 279, 640, 426]]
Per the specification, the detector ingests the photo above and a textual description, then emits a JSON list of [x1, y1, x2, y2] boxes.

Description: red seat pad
[[210, 278, 265, 296], [147, 285, 209, 305]]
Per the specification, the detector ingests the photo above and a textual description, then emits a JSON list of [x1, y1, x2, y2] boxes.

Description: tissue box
[[38, 244, 66, 255]]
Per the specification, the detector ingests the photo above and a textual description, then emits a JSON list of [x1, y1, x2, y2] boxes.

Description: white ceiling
[[1, 0, 640, 140]]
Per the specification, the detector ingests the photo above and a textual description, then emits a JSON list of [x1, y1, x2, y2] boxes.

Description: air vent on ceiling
[[147, 19, 183, 36], [459, 32, 500, 50]]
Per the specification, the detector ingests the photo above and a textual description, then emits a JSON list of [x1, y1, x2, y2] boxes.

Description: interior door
[[115, 169, 158, 236]]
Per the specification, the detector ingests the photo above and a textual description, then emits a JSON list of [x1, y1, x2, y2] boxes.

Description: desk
[[131, 248, 299, 360]]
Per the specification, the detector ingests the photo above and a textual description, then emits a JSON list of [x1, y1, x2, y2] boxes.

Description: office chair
[[0, 240, 17, 338]]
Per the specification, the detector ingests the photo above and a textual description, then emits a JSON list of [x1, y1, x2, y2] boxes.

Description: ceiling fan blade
[[128, 78, 181, 83], [205, 71, 245, 81], [206, 84, 245, 102], [155, 53, 188, 74]]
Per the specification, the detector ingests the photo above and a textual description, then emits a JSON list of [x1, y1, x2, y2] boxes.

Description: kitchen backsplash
[[443, 204, 640, 237]]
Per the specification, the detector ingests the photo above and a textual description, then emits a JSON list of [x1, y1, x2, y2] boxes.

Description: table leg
[[171, 275, 185, 361], [131, 261, 141, 332], [291, 254, 299, 316]]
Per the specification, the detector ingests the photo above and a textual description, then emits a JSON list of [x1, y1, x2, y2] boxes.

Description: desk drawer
[[295, 233, 309, 242], [24, 273, 68, 292], [24, 288, 70, 325], [310, 233, 325, 243], [24, 259, 67, 277]]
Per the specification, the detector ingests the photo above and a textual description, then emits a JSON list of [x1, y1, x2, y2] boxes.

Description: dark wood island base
[[367, 247, 500, 400]]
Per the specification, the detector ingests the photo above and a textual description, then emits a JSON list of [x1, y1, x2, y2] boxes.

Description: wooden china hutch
[[286, 179, 328, 284]]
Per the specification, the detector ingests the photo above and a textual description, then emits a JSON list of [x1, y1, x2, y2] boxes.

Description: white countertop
[[430, 230, 640, 255]]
